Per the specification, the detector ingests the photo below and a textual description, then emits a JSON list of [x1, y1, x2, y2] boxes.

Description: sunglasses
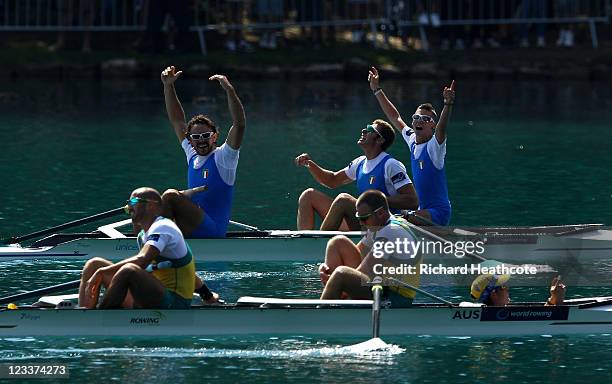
[[126, 197, 152, 206], [123, 197, 154, 214], [189, 131, 215, 140], [365, 124, 382, 137], [355, 206, 384, 222], [412, 114, 435, 123]]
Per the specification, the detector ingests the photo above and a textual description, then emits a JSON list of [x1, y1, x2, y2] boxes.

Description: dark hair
[[186, 114, 217, 137], [372, 119, 395, 151], [417, 103, 438, 119], [356, 189, 389, 212]]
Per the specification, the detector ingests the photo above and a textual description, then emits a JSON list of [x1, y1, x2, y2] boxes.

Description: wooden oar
[[0, 280, 80, 305], [4, 207, 126, 245]]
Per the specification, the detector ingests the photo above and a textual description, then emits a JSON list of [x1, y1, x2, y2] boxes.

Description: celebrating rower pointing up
[[369, 67, 454, 226]]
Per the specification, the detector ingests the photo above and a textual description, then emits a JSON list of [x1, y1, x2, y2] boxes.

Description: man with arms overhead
[[296, 119, 418, 231], [78, 188, 195, 309], [160, 66, 246, 238]]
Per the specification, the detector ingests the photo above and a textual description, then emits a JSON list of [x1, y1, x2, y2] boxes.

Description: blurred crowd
[[1, 0, 607, 53]]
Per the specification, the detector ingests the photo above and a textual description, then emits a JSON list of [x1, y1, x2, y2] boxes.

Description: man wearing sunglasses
[[78, 188, 196, 309], [320, 190, 423, 306], [160, 66, 246, 239], [296, 119, 418, 231], [369, 66, 454, 226]]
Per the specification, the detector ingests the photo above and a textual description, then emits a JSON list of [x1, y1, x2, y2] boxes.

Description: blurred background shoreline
[[0, 0, 610, 81]]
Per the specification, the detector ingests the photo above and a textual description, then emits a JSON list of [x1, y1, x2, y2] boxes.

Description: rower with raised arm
[[369, 67, 454, 226], [296, 119, 418, 231], [160, 66, 245, 303], [161, 66, 245, 238], [470, 274, 566, 306], [320, 190, 423, 306], [78, 188, 195, 309]]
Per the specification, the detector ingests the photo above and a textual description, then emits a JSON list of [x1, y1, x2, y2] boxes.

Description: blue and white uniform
[[182, 139, 239, 238], [401, 127, 451, 226], [344, 152, 412, 214]]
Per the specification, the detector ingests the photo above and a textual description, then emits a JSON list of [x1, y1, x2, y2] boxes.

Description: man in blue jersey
[[369, 67, 454, 226], [296, 119, 418, 231], [160, 66, 246, 238]]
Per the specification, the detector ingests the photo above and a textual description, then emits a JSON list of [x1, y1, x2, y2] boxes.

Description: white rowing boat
[[1, 220, 611, 264], [1, 295, 611, 337]]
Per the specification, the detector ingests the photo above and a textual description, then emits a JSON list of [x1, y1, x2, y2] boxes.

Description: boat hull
[[1, 302, 611, 337], [2, 225, 611, 264]]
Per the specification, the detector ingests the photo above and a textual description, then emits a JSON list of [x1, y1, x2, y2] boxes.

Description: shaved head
[[131, 187, 162, 204]]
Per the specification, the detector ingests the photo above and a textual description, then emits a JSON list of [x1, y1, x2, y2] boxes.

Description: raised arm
[[209, 75, 246, 150], [435, 80, 456, 144], [295, 153, 351, 189], [161, 66, 187, 142], [368, 66, 408, 132]]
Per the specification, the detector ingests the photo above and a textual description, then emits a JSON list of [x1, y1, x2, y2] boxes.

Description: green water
[[0, 79, 611, 382], [0, 79, 611, 236]]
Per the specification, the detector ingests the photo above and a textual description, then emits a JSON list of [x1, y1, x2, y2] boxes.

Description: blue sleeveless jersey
[[187, 151, 234, 236], [356, 155, 400, 214], [409, 139, 451, 220], [356, 155, 391, 195]]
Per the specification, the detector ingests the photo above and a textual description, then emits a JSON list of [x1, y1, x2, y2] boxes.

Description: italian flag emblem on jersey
[[202, 169, 209, 179], [369, 176, 375, 185]]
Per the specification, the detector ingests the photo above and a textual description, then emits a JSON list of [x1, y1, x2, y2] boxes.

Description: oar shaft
[[408, 222, 486, 262], [0, 280, 80, 305], [371, 284, 383, 338], [6, 207, 125, 244], [386, 277, 454, 306], [229, 220, 260, 232]]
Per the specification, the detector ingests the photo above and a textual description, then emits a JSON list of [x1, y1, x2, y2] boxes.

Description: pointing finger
[[450, 80, 456, 90]]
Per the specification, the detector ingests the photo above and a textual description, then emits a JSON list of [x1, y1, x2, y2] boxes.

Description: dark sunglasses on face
[[412, 114, 435, 123], [189, 131, 215, 140], [355, 206, 384, 222], [365, 124, 382, 137]]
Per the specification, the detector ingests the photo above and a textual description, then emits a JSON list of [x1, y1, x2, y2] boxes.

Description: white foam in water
[[340, 338, 403, 354], [21, 341, 405, 360]]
